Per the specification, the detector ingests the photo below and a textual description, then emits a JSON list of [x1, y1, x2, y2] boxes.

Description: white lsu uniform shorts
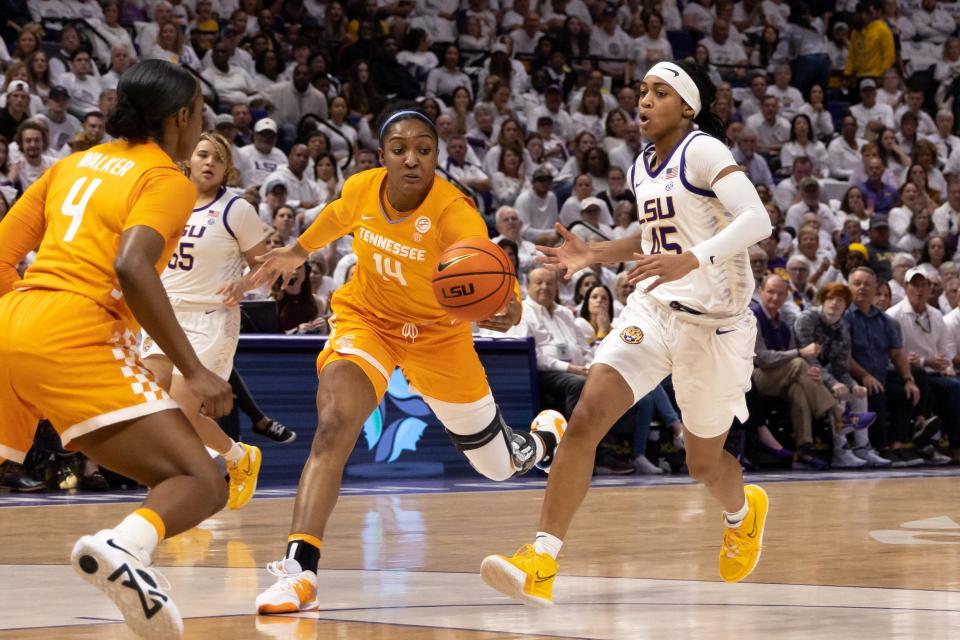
[[595, 293, 757, 439], [141, 305, 241, 380]]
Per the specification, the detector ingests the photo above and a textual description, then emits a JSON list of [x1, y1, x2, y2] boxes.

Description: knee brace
[[424, 394, 536, 481]]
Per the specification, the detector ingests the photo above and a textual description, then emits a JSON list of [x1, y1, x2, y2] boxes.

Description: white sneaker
[[71, 529, 182, 639], [530, 410, 567, 473], [832, 446, 867, 469], [920, 445, 952, 466], [633, 454, 664, 474], [256, 558, 319, 614], [853, 446, 892, 467]]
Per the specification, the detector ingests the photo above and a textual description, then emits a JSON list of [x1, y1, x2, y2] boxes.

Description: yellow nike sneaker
[[719, 484, 769, 583], [227, 443, 262, 510], [480, 544, 557, 607]]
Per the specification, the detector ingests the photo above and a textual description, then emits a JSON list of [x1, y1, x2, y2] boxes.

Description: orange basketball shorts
[[316, 296, 490, 404], [0, 289, 178, 463]]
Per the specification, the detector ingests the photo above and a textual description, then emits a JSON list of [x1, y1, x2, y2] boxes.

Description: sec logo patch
[[620, 326, 644, 344], [415, 216, 431, 233]]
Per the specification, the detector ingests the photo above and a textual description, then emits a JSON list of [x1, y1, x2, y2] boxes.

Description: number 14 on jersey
[[642, 195, 682, 255]]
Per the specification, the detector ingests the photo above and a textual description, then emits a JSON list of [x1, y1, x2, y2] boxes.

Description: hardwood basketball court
[[2, 470, 959, 639]]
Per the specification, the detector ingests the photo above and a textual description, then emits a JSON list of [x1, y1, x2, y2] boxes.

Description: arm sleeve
[[226, 198, 268, 252], [0, 172, 49, 295], [687, 170, 772, 268], [124, 168, 197, 241]]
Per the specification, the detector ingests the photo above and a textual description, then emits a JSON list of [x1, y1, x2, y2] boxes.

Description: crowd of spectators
[[4, 0, 960, 488]]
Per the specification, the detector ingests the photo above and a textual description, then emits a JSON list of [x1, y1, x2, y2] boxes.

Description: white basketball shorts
[[141, 306, 241, 380], [594, 293, 756, 439]]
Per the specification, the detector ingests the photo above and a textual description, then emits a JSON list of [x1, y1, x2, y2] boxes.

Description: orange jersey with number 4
[[299, 168, 490, 324], [0, 140, 196, 328]]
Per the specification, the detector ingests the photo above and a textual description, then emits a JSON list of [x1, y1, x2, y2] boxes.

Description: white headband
[[645, 62, 701, 117]]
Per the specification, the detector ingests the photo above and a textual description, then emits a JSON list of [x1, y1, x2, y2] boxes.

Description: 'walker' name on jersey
[[76, 151, 136, 178]]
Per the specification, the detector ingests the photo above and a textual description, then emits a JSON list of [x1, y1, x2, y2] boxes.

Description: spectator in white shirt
[[683, 0, 715, 34], [236, 118, 288, 188], [608, 119, 642, 172], [201, 40, 259, 108], [444, 134, 492, 196], [701, 18, 749, 81], [774, 155, 814, 213], [786, 177, 838, 238], [515, 166, 560, 243], [895, 88, 937, 138], [571, 87, 606, 143], [201, 26, 255, 76], [733, 127, 774, 188], [515, 268, 593, 417], [263, 63, 329, 146], [509, 12, 543, 55], [913, 0, 955, 45], [99, 44, 135, 92], [766, 64, 804, 120], [850, 78, 895, 138], [745, 95, 790, 157], [827, 114, 867, 180], [58, 50, 100, 116], [92, 0, 136, 67], [425, 44, 472, 100], [781, 113, 829, 178], [33, 85, 79, 153], [258, 144, 322, 210], [926, 110, 960, 165], [491, 206, 538, 273], [9, 120, 57, 191], [526, 85, 573, 141], [739, 73, 768, 121], [934, 179, 960, 235], [626, 11, 673, 83], [589, 6, 632, 78], [570, 196, 614, 242]]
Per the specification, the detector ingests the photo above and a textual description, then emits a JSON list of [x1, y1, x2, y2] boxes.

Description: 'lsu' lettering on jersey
[[628, 131, 754, 318], [161, 186, 267, 308], [298, 168, 489, 323]]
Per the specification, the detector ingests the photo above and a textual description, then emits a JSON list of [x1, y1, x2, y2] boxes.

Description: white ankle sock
[[114, 513, 160, 558], [723, 496, 749, 528], [533, 531, 562, 559], [223, 441, 245, 463]]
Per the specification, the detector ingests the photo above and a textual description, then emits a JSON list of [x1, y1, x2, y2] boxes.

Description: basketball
[[431, 239, 517, 321]]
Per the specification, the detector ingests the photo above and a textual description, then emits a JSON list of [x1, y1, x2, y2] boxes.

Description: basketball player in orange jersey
[[249, 103, 567, 614], [0, 60, 233, 639]]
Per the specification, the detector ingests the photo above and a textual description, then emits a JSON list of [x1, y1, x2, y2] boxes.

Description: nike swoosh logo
[[535, 571, 556, 583], [709, 256, 716, 265], [437, 253, 476, 272], [361, 214, 375, 221], [746, 508, 758, 538], [665, 68, 679, 77], [716, 328, 735, 335], [107, 538, 138, 560]]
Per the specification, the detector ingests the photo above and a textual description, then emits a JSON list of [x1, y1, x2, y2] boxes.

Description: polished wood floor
[[2, 475, 960, 639]]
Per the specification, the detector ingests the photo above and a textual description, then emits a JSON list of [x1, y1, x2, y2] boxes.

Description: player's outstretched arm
[[536, 224, 640, 280], [116, 226, 234, 417]]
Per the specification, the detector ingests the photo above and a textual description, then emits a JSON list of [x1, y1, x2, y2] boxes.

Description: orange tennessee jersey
[[0, 140, 196, 329], [298, 168, 488, 323]]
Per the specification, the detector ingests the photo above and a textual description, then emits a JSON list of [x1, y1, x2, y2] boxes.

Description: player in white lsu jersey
[[142, 132, 268, 510], [482, 61, 775, 606]]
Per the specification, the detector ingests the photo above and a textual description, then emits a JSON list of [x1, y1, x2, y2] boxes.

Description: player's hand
[[217, 277, 251, 306], [251, 242, 309, 289], [627, 251, 699, 291], [536, 224, 594, 280], [184, 366, 233, 418], [477, 298, 522, 332]]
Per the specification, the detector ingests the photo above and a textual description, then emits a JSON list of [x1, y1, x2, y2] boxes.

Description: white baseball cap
[[254, 117, 278, 133], [5, 80, 29, 96]]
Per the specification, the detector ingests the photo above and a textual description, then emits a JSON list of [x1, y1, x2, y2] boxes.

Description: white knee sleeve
[[423, 394, 516, 482]]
